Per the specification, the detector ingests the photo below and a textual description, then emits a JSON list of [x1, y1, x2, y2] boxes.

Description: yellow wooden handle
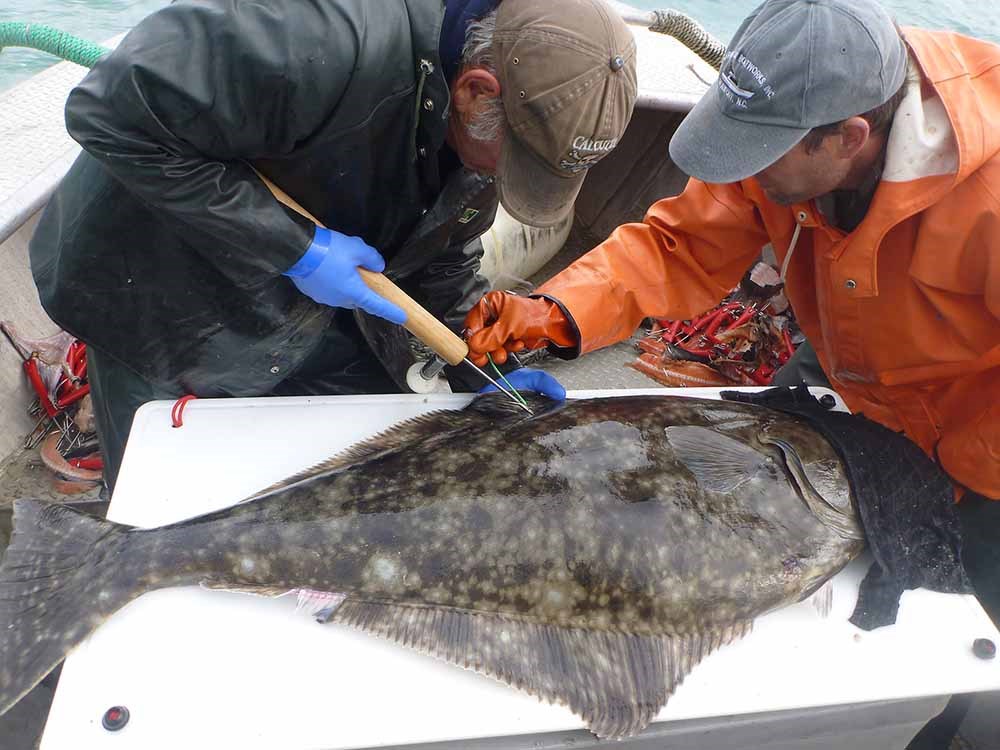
[[355, 268, 469, 365], [258, 172, 470, 366]]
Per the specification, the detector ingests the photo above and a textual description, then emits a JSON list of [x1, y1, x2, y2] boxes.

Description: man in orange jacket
[[464, 0, 999, 625]]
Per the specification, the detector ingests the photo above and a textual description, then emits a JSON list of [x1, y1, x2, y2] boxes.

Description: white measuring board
[[41, 388, 1000, 749]]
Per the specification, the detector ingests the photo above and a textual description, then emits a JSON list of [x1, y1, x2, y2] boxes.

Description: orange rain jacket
[[538, 28, 1000, 499]]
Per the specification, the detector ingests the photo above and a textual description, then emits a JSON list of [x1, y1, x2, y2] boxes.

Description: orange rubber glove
[[464, 291, 577, 366]]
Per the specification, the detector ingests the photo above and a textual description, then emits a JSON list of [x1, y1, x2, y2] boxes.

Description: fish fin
[[664, 426, 770, 493], [330, 600, 751, 739], [199, 581, 292, 597], [463, 392, 564, 420], [249, 393, 557, 501], [245, 409, 481, 500], [295, 589, 347, 621], [0, 500, 142, 717], [198, 583, 347, 620], [808, 581, 834, 619]]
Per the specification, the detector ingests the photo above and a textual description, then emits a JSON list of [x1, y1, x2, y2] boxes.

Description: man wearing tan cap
[[30, 0, 637, 488]]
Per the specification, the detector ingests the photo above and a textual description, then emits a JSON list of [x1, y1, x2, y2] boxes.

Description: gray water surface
[[2, 0, 998, 91], [1, 0, 164, 91]]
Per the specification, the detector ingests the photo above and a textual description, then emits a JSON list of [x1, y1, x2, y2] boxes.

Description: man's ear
[[451, 67, 501, 116], [836, 116, 871, 159]]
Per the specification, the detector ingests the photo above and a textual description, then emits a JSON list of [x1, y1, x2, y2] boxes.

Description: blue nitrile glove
[[284, 226, 407, 324], [478, 368, 566, 401]]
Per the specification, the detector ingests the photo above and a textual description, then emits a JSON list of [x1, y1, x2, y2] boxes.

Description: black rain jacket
[[30, 0, 498, 395]]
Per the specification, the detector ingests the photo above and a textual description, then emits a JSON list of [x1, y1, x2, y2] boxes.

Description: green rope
[[648, 10, 726, 71], [0, 23, 109, 68], [0, 15, 724, 80]]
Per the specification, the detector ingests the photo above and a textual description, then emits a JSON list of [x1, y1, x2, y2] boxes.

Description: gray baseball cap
[[669, 0, 907, 184]]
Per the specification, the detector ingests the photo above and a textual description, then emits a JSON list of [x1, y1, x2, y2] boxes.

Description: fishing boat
[[0, 4, 996, 749]]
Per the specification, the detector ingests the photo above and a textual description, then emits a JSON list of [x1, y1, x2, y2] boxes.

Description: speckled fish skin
[[0, 393, 865, 735]]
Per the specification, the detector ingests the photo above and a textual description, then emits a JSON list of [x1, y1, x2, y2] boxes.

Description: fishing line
[[486, 353, 529, 408]]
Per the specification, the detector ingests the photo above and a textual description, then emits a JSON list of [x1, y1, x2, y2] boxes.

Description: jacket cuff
[[532, 293, 582, 360], [284, 226, 331, 278]]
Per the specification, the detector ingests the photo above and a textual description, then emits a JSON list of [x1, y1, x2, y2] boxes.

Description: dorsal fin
[[462, 392, 565, 421], [329, 599, 751, 739], [245, 393, 562, 501], [244, 408, 480, 501]]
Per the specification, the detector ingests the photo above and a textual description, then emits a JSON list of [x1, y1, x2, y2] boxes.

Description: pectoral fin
[[665, 425, 772, 494]]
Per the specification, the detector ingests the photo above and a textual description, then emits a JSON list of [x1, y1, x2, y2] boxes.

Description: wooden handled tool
[[256, 171, 532, 413], [258, 173, 468, 366]]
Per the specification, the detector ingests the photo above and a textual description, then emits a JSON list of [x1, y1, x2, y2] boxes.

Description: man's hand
[[478, 368, 566, 401], [464, 291, 576, 366], [286, 227, 407, 324]]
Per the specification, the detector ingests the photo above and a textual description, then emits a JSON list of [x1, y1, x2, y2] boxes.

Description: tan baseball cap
[[494, 0, 637, 228]]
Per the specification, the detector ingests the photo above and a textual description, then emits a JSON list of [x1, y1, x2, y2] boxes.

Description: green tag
[[458, 208, 480, 224]]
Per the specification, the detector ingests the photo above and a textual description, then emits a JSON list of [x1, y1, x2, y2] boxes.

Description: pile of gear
[[0, 322, 102, 493], [630, 261, 802, 388]]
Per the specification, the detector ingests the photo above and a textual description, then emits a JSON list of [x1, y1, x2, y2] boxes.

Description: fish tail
[[0, 499, 143, 716]]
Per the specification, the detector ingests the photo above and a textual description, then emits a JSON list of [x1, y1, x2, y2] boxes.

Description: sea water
[[1, 0, 998, 92]]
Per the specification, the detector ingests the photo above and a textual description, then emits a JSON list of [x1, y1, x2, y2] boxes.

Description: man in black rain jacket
[[29, 0, 637, 487]]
